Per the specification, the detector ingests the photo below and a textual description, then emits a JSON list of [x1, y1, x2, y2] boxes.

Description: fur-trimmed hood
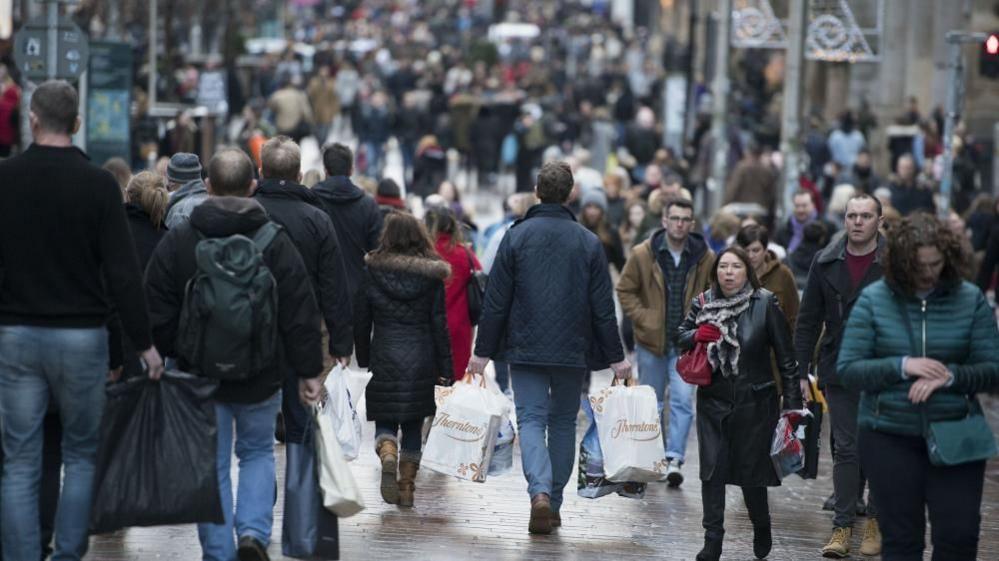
[[364, 253, 451, 301]]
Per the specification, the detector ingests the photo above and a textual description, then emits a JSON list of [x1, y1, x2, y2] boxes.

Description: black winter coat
[[793, 231, 885, 387], [677, 288, 801, 487], [253, 179, 353, 357], [114, 204, 167, 379], [144, 197, 323, 404], [474, 204, 624, 370], [313, 176, 384, 298], [354, 253, 453, 422]]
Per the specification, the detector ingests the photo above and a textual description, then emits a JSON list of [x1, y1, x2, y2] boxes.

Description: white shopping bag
[[422, 374, 504, 482], [313, 403, 365, 517], [589, 382, 669, 483], [323, 365, 364, 461]]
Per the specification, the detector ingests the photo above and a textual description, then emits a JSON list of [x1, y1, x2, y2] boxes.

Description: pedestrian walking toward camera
[[354, 213, 453, 508], [145, 148, 323, 561], [677, 246, 803, 561], [0, 80, 163, 561], [616, 196, 713, 488], [794, 194, 886, 558], [468, 161, 631, 535], [838, 213, 999, 561]]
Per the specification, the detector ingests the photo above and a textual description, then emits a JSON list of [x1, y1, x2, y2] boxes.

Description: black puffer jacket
[[144, 197, 323, 404], [313, 176, 384, 298], [474, 204, 624, 370], [354, 253, 453, 422], [253, 178, 353, 357], [677, 288, 801, 487]]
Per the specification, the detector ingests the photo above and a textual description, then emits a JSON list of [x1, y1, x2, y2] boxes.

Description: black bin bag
[[90, 371, 223, 534]]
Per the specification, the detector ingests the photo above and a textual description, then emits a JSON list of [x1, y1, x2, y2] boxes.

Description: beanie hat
[[580, 187, 608, 213], [167, 153, 203, 184], [377, 178, 401, 199]]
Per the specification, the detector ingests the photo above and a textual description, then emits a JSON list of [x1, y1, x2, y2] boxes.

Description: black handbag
[[465, 248, 487, 325]]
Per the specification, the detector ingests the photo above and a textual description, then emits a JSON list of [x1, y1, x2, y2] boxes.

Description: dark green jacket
[[837, 279, 999, 436]]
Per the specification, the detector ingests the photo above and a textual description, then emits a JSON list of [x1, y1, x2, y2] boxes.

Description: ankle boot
[[528, 494, 553, 535], [397, 452, 420, 508], [696, 537, 723, 561], [753, 525, 773, 559], [375, 436, 399, 505]]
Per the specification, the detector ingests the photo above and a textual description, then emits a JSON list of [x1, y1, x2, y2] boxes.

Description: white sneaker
[[666, 460, 684, 488]]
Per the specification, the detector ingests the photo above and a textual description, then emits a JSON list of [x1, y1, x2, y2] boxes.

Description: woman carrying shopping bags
[[676, 246, 803, 561], [354, 212, 454, 507], [837, 214, 999, 560]]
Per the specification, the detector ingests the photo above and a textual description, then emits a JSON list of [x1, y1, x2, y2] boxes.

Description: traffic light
[[981, 32, 999, 79]]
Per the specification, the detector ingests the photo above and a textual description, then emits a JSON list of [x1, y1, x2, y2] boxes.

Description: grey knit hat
[[167, 153, 202, 183], [580, 187, 609, 213]]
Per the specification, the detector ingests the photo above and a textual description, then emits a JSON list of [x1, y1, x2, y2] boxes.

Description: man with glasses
[[794, 194, 885, 558], [617, 196, 714, 487]]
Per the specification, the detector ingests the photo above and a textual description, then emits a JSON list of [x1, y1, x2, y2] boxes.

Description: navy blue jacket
[[474, 204, 624, 370]]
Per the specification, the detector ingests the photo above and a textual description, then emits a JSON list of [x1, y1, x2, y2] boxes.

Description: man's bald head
[[207, 149, 255, 197]]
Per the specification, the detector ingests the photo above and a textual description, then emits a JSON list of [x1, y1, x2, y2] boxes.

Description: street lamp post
[[708, 0, 732, 215], [939, 30, 987, 218]]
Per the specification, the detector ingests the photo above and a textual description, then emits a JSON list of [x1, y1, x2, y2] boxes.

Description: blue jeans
[[635, 345, 695, 462], [493, 360, 510, 393], [0, 325, 108, 561], [198, 392, 282, 561], [509, 365, 585, 513]]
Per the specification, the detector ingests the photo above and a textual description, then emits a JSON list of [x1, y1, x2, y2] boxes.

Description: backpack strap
[[252, 222, 282, 252]]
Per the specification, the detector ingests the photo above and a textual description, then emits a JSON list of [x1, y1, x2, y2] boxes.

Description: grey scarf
[[694, 286, 754, 378]]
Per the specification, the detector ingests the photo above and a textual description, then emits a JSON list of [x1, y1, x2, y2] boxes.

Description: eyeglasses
[[667, 216, 694, 224]]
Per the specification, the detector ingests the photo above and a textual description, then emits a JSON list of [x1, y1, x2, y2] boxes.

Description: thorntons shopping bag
[[422, 374, 504, 482], [589, 381, 669, 483]]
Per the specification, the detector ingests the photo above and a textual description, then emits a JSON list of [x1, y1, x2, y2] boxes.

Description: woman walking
[[838, 214, 999, 560], [354, 213, 454, 507], [677, 247, 802, 561], [424, 206, 481, 381], [735, 224, 800, 328]]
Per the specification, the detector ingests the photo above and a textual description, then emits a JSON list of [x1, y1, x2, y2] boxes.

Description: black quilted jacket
[[474, 204, 624, 370], [354, 253, 453, 422]]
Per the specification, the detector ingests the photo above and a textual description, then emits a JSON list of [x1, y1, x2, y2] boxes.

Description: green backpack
[[176, 222, 281, 381]]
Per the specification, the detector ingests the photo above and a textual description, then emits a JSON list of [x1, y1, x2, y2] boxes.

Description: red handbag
[[677, 294, 713, 386]]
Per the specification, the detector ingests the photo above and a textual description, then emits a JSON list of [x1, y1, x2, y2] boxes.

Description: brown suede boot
[[397, 451, 420, 508], [375, 436, 399, 505], [529, 494, 553, 535]]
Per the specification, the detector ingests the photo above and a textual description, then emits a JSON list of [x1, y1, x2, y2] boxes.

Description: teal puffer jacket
[[837, 279, 999, 436]]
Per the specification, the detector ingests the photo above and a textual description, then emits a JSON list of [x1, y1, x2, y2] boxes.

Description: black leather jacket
[[677, 288, 801, 486]]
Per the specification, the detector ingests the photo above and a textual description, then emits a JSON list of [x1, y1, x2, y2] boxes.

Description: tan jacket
[[757, 252, 800, 330], [268, 87, 314, 133], [617, 231, 715, 356], [307, 76, 340, 125]]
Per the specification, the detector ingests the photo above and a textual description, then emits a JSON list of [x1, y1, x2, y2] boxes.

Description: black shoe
[[696, 538, 723, 561], [822, 493, 835, 511], [237, 536, 270, 561], [754, 526, 773, 559], [856, 498, 867, 516]]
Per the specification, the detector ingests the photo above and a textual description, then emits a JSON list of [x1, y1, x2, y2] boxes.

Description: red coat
[[435, 234, 481, 380]]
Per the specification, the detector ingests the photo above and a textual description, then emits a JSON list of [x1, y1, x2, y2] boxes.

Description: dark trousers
[[700, 431, 770, 541], [0, 412, 61, 560], [826, 385, 877, 527], [375, 419, 423, 453], [859, 428, 985, 561]]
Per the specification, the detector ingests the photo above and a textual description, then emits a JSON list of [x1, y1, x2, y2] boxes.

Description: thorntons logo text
[[433, 413, 485, 442], [611, 418, 661, 441]]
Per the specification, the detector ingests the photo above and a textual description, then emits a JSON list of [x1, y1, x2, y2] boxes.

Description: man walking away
[[616, 196, 714, 487], [164, 152, 208, 229], [313, 143, 384, 299], [145, 149, 323, 561], [469, 161, 631, 535], [794, 194, 885, 558], [0, 80, 164, 561]]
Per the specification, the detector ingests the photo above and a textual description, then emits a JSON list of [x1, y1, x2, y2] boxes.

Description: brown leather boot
[[397, 451, 420, 508], [375, 436, 399, 505], [529, 494, 553, 535]]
